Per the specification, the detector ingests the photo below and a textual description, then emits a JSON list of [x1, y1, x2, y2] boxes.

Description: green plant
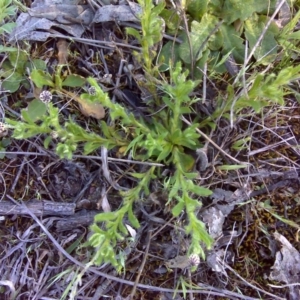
[[5, 0, 214, 265], [6, 64, 213, 267], [0, 0, 29, 92], [6, 0, 300, 274], [6, 100, 115, 159], [0, 49, 46, 93], [85, 66, 213, 266], [198, 63, 300, 130], [158, 0, 286, 79], [275, 4, 300, 68], [126, 0, 165, 76], [0, 0, 17, 35], [30, 66, 86, 91]]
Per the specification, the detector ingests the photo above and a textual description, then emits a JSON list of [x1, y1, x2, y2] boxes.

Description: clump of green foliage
[[0, 49, 47, 93], [5, 0, 300, 273], [6, 0, 215, 268], [0, 0, 17, 35], [158, 0, 281, 79], [0, 0, 26, 92], [126, 0, 165, 76], [86, 65, 214, 266], [6, 63, 214, 266]]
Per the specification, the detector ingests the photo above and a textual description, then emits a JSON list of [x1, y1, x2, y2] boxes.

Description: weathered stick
[[0, 199, 76, 216], [55, 210, 98, 232]]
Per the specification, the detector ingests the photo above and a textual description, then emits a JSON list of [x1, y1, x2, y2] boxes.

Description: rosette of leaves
[[159, 0, 281, 77], [0, 49, 46, 93]]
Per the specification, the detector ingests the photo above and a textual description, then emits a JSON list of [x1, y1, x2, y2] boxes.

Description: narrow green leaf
[[94, 212, 116, 222], [0, 46, 17, 52], [89, 224, 105, 234], [231, 137, 251, 150], [217, 164, 248, 170], [44, 136, 52, 149], [128, 205, 140, 228], [0, 22, 16, 34], [190, 184, 212, 196], [157, 143, 172, 161], [66, 234, 85, 254], [172, 200, 185, 217], [54, 72, 63, 90], [118, 222, 128, 235], [126, 27, 141, 42], [130, 172, 147, 179]]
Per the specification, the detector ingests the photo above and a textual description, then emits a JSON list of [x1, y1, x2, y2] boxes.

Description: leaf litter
[[10, 0, 142, 41]]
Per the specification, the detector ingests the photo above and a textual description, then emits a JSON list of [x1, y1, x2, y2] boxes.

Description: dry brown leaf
[[56, 39, 69, 65], [78, 100, 105, 119], [165, 255, 190, 269], [62, 89, 105, 119]]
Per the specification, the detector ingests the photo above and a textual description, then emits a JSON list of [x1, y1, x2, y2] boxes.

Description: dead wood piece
[[55, 210, 98, 231], [0, 200, 76, 216]]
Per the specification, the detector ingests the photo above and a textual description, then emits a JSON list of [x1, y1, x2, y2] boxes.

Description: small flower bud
[[50, 131, 59, 139], [39, 90, 52, 104], [0, 122, 8, 137], [88, 86, 96, 96], [188, 254, 200, 267]]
